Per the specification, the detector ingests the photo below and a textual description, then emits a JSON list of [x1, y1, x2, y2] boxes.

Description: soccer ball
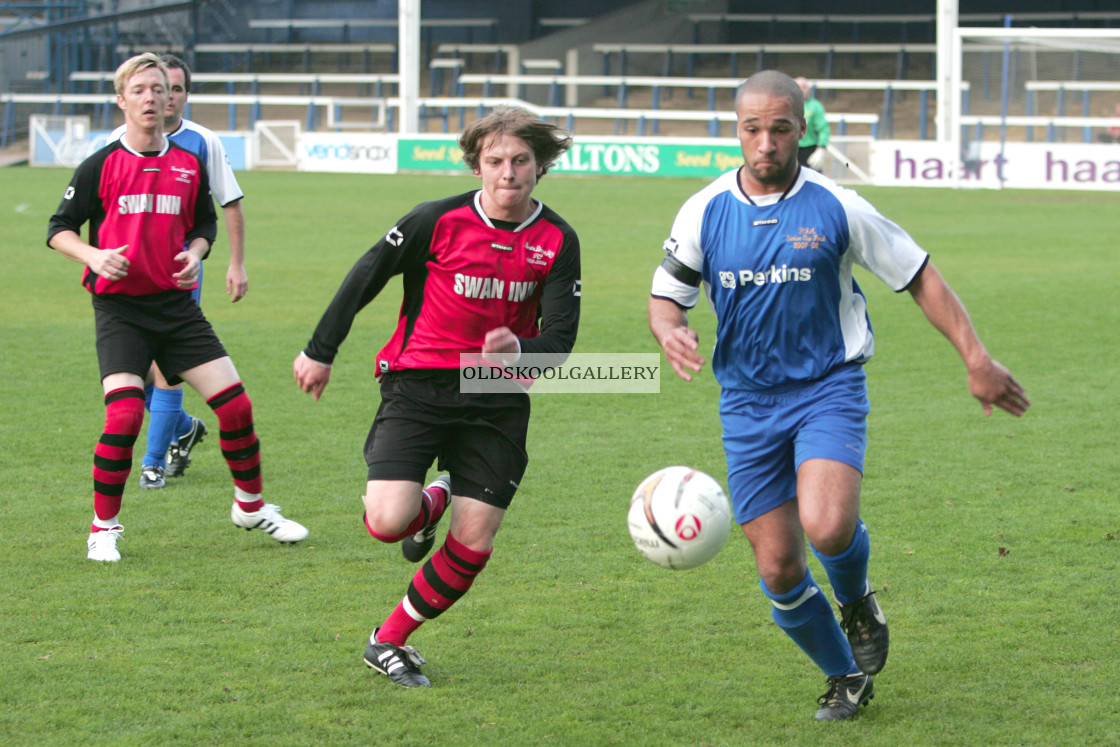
[[628, 466, 732, 570]]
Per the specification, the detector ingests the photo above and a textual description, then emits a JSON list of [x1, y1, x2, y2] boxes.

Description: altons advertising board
[[295, 132, 1120, 190], [397, 135, 743, 179]]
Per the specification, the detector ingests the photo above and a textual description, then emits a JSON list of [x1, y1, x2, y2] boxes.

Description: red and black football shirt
[[305, 190, 581, 373], [47, 139, 218, 296]]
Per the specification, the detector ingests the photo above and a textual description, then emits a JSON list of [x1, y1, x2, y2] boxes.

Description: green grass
[[2, 166, 1117, 746]]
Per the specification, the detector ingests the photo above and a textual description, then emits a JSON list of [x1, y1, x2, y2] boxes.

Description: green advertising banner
[[398, 136, 743, 178], [398, 138, 467, 172], [553, 139, 742, 178]]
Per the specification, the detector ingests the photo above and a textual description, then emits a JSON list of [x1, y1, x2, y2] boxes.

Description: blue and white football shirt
[[651, 167, 928, 391]]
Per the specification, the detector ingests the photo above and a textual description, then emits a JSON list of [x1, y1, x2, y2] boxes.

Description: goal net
[[951, 28, 1120, 184], [29, 115, 95, 167], [251, 120, 301, 168]]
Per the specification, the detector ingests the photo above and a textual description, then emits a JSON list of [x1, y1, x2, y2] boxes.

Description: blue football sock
[[143, 388, 185, 468], [144, 382, 154, 410], [173, 409, 193, 440], [761, 572, 858, 678], [812, 519, 871, 606]]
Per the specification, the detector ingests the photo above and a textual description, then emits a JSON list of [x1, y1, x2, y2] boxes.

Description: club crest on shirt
[[786, 226, 827, 250], [524, 243, 554, 267], [171, 165, 196, 184]]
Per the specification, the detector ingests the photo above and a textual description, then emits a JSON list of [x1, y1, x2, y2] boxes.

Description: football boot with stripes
[[364, 630, 431, 687], [230, 502, 309, 543], [138, 464, 165, 489], [87, 525, 124, 562]]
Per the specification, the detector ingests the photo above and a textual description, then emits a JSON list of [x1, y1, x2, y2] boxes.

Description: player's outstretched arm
[[907, 263, 1030, 417], [293, 351, 332, 401], [649, 296, 704, 382]]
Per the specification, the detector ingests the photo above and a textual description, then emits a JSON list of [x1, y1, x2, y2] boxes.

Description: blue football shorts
[[720, 363, 869, 525]]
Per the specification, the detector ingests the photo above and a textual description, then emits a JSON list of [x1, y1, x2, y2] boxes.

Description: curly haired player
[[295, 107, 580, 687]]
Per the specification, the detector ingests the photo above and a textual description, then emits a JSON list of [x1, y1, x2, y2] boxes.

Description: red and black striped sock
[[376, 532, 491, 645], [206, 383, 262, 509], [92, 387, 145, 528]]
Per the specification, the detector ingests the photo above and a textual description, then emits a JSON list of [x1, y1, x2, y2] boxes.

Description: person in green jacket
[[796, 77, 830, 170]]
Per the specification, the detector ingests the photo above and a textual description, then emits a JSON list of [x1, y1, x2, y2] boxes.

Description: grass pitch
[[1, 166, 1117, 746]]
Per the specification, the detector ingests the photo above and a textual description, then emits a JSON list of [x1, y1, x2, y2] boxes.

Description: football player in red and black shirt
[[294, 107, 580, 687], [48, 53, 308, 563]]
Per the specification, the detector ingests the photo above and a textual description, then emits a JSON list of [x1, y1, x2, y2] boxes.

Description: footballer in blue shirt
[[649, 70, 1029, 722]]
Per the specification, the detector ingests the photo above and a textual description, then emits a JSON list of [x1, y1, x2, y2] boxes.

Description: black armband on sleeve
[[660, 254, 702, 287]]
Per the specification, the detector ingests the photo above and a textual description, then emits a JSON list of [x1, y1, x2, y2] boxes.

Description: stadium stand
[[1024, 81, 1120, 142], [248, 17, 498, 42], [690, 11, 1120, 44], [194, 43, 396, 74], [593, 43, 936, 83], [435, 43, 520, 75], [2, 1, 1118, 149], [689, 13, 940, 44]]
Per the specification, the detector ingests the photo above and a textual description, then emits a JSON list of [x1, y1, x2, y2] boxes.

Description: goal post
[[950, 27, 1120, 188]]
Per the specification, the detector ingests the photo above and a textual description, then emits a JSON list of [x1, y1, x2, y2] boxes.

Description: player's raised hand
[[91, 244, 129, 281]]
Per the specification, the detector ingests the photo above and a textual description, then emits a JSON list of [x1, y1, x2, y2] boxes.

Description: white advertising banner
[[871, 140, 1120, 190], [297, 132, 398, 173]]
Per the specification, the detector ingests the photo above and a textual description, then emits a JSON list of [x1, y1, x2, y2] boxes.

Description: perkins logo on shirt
[[719, 265, 813, 289]]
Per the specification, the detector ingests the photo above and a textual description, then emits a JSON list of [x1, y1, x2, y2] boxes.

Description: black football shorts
[[365, 369, 530, 509], [92, 290, 228, 386]]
